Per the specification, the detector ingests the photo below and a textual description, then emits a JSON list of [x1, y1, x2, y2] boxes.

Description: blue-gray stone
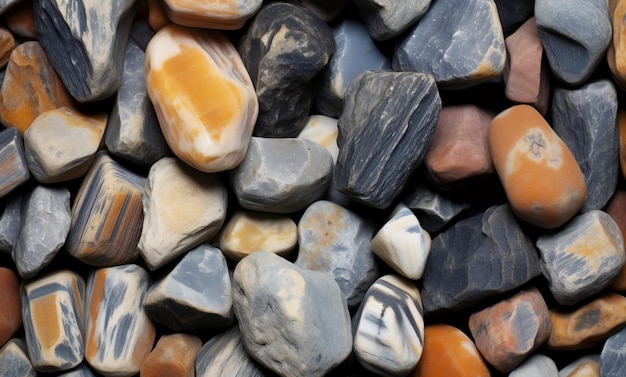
[[393, 0, 506, 88], [315, 18, 391, 117], [333, 70, 440, 209], [494, 0, 534, 35], [0, 338, 36, 377], [552, 80, 619, 212], [0, 127, 29, 199], [353, 0, 432, 40], [57, 363, 97, 377], [422, 204, 541, 314], [535, 0, 611, 85], [238, 2, 335, 137], [0, 191, 22, 254], [600, 326, 626, 377]]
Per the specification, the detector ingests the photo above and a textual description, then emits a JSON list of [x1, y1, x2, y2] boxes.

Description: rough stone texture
[[233, 251, 352, 377], [0, 192, 21, 254], [560, 355, 600, 377], [422, 204, 541, 314], [508, 354, 559, 377], [0, 27, 14, 68], [353, 0, 431, 41], [494, 0, 534, 35], [297, 115, 339, 163], [161, 0, 262, 29], [334, 70, 440, 209], [238, 2, 335, 137], [0, 127, 29, 199], [4, 0, 37, 39], [600, 325, 626, 377], [0, 267, 21, 347], [0, 338, 37, 377], [295, 200, 378, 309], [535, 0, 612, 85], [609, 0, 626, 90], [230, 137, 333, 213], [393, 0, 505, 88], [552, 80, 619, 212], [140, 333, 202, 377]]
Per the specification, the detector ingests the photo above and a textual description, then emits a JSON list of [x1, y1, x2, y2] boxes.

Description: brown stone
[[161, 0, 262, 29], [0, 28, 15, 69], [605, 189, 626, 291], [0, 267, 21, 347], [608, 0, 626, 90], [4, 0, 37, 40], [147, 0, 170, 31], [140, 333, 202, 377]]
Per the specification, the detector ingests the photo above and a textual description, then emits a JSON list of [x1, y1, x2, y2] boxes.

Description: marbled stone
[[552, 80, 619, 212], [230, 137, 333, 213], [0, 338, 36, 377], [66, 152, 145, 267], [422, 204, 541, 313], [393, 0, 505, 88], [0, 127, 29, 199], [5, 0, 37, 39], [143, 244, 234, 332], [105, 39, 169, 167], [140, 333, 202, 377], [469, 287, 551, 372], [606, 190, 626, 290], [13, 185, 71, 279], [509, 354, 559, 377], [238, 2, 335, 137], [353, 0, 431, 41], [315, 18, 391, 117], [608, 0, 626, 90], [297, 115, 339, 163], [22, 270, 85, 372], [334, 70, 440, 209], [494, 0, 534, 35], [85, 264, 156, 377], [353, 275, 424, 376], [233, 251, 352, 377], [489, 105, 587, 228], [161, 0, 262, 29], [295, 200, 378, 308], [535, 0, 612, 85], [145, 24, 258, 173], [560, 355, 600, 377], [138, 157, 227, 270], [57, 363, 98, 377], [600, 326, 626, 377], [33, 0, 139, 102], [0, 27, 14, 68], [370, 204, 431, 280], [219, 210, 297, 261], [0, 267, 21, 347], [0, 189, 22, 253]]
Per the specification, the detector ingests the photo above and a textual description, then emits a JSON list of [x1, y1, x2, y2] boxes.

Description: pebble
[[297, 115, 339, 163], [605, 189, 626, 290], [0, 267, 21, 347], [160, 0, 262, 29], [353, 0, 431, 41], [0, 27, 14, 68], [508, 354, 559, 377], [57, 363, 97, 377], [609, 0, 626, 90], [4, 0, 37, 39], [147, 0, 169, 31], [0, 127, 29, 199], [600, 325, 626, 376], [0, 192, 21, 253], [0, 338, 36, 377], [559, 355, 600, 377], [140, 333, 202, 377]]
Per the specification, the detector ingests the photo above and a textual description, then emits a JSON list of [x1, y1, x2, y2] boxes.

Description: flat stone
[[509, 354, 559, 377], [536, 210, 625, 306], [145, 24, 258, 173], [535, 0, 612, 85], [66, 152, 145, 267], [334, 70, 440, 209], [353, 275, 424, 376], [489, 105, 587, 228], [4, 0, 37, 39], [105, 39, 169, 167], [422, 204, 541, 314], [0, 127, 29, 199], [230, 137, 333, 213], [353, 0, 431, 40], [560, 355, 600, 377], [138, 157, 227, 270], [605, 190, 626, 290], [238, 2, 335, 137], [552, 80, 619, 212], [161, 0, 262, 29], [468, 287, 551, 372], [21, 270, 85, 372], [0, 27, 14, 68], [600, 325, 626, 377], [295, 200, 379, 308], [494, 0, 534, 35], [0, 267, 21, 347], [0, 338, 36, 377], [393, 0, 505, 88], [143, 244, 234, 332], [0, 189, 22, 253], [297, 115, 339, 163], [233, 251, 352, 377], [609, 0, 626, 90], [219, 210, 297, 262], [370, 204, 431, 280], [84, 264, 156, 377], [13, 185, 71, 279], [140, 333, 202, 377]]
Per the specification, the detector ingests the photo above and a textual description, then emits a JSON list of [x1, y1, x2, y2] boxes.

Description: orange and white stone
[[297, 115, 339, 163], [145, 24, 258, 173], [489, 105, 586, 228], [162, 0, 262, 29]]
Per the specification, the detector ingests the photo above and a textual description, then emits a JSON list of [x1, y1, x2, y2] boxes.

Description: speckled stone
[[353, 0, 431, 41], [560, 355, 600, 377], [140, 333, 202, 377], [0, 27, 14, 68], [0, 127, 29, 199], [608, 0, 626, 90], [0, 267, 21, 347], [0, 338, 37, 377], [5, 0, 37, 39], [509, 354, 559, 377], [297, 115, 339, 163], [161, 0, 262, 29], [600, 326, 626, 376]]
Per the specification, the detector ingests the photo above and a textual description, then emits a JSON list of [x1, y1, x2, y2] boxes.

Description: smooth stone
[[535, 0, 611, 85], [140, 333, 202, 377], [315, 18, 391, 117], [24, 107, 106, 183], [0, 189, 22, 253], [238, 2, 335, 137], [608, 0, 626, 90], [509, 354, 559, 377], [0, 127, 29, 199], [138, 157, 227, 270], [606, 190, 626, 290], [370, 203, 431, 280], [233, 251, 353, 377], [297, 115, 339, 163], [537, 210, 625, 306], [552, 80, 619, 212], [0, 27, 14, 68], [230, 137, 333, 213], [147, 0, 170, 31], [4, 0, 37, 39], [468, 287, 551, 372], [411, 324, 490, 377], [161, 0, 261, 29], [145, 24, 258, 173], [219, 210, 297, 261], [295, 200, 379, 308], [424, 104, 494, 189], [143, 244, 234, 332], [105, 38, 169, 167], [353, 275, 424, 376], [393, 0, 505, 88], [33, 0, 139, 102], [494, 0, 534, 35], [600, 325, 626, 377], [353, 0, 431, 41], [66, 152, 145, 267], [57, 363, 98, 377], [22, 270, 85, 372], [334, 70, 440, 209], [85, 264, 156, 377], [13, 185, 71, 279], [489, 105, 587, 229], [0, 267, 21, 347], [422, 204, 541, 313], [559, 355, 600, 377], [0, 338, 36, 377]]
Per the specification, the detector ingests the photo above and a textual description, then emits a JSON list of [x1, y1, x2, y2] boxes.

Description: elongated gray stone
[[0, 191, 22, 253], [0, 338, 36, 377], [601, 326, 626, 377], [334, 70, 440, 209], [233, 251, 352, 377], [0, 126, 29, 199], [353, 0, 431, 40], [509, 354, 559, 377]]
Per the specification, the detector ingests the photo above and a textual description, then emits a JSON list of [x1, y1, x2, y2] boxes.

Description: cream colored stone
[[297, 115, 339, 163]]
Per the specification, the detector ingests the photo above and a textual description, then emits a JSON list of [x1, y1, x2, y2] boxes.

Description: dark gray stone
[[353, 0, 432, 40], [0, 192, 22, 254], [333, 70, 440, 209], [600, 326, 626, 377], [552, 80, 619, 212], [0, 127, 29, 199], [238, 2, 335, 137], [129, 13, 154, 51], [494, 0, 535, 35], [0, 338, 36, 377]]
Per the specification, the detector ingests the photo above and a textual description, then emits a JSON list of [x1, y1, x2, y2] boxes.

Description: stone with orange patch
[[140, 333, 202, 377], [297, 115, 339, 163], [0, 127, 29, 199], [0, 267, 21, 348], [161, 0, 262, 29], [0, 27, 15, 68]]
